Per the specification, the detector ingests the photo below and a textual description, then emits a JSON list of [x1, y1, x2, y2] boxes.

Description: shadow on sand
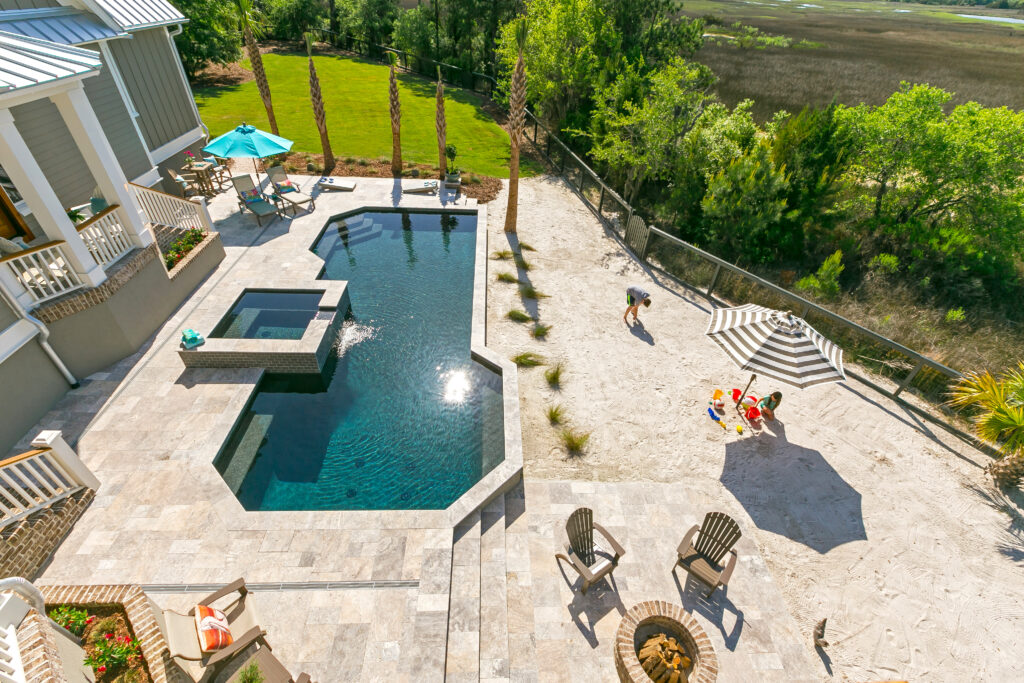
[[721, 427, 866, 554]]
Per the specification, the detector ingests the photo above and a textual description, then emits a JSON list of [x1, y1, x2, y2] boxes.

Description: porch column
[[0, 109, 106, 287], [50, 85, 154, 248]]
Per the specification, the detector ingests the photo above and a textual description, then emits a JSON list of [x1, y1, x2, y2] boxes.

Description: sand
[[485, 175, 1024, 681]]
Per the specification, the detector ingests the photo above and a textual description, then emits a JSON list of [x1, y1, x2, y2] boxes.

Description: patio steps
[[445, 491, 514, 682]]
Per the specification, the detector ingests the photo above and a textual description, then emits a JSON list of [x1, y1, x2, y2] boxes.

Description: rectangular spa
[[210, 289, 324, 340], [213, 210, 505, 511]]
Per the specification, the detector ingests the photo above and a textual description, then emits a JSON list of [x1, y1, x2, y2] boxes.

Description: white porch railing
[[128, 182, 211, 233], [0, 242, 84, 304], [75, 204, 134, 269], [0, 593, 27, 683], [0, 431, 100, 530]]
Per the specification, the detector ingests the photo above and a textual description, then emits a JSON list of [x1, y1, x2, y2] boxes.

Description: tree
[[393, 4, 435, 58], [590, 58, 717, 204], [305, 33, 334, 172], [948, 363, 1024, 487], [353, 0, 398, 45], [496, 0, 614, 127], [701, 141, 791, 264], [233, 0, 278, 135], [504, 19, 527, 235], [264, 0, 327, 42], [435, 67, 447, 178], [386, 51, 402, 176], [170, 0, 240, 79], [599, 0, 703, 69]]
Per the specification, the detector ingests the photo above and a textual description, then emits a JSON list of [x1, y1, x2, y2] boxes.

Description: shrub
[[88, 617, 120, 646], [945, 307, 966, 324], [546, 403, 565, 424], [49, 605, 89, 637], [163, 227, 205, 270], [84, 632, 141, 676], [560, 428, 591, 454], [507, 309, 533, 322], [519, 285, 549, 300], [544, 362, 563, 388], [869, 253, 900, 275], [511, 352, 544, 367], [532, 323, 552, 339], [796, 249, 844, 300], [496, 272, 520, 283]]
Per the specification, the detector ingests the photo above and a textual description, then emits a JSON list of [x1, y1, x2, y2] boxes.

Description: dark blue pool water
[[210, 290, 322, 340], [214, 210, 505, 510]]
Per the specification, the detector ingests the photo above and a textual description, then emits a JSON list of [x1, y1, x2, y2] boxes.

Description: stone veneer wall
[[39, 584, 189, 683], [16, 608, 68, 683], [0, 488, 94, 580], [179, 350, 322, 373]]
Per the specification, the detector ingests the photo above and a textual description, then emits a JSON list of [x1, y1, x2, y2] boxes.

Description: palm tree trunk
[[503, 49, 526, 234], [436, 76, 447, 179], [245, 26, 278, 135], [989, 454, 1024, 487], [389, 60, 402, 177], [308, 54, 334, 173]]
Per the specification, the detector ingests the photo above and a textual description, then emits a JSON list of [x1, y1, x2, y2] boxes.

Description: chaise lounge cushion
[[194, 605, 233, 652]]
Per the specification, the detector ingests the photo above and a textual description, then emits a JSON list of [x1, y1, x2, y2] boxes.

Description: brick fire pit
[[614, 600, 717, 683]]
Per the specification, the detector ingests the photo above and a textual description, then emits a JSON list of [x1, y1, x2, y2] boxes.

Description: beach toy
[[181, 328, 205, 349], [736, 425, 744, 434], [706, 407, 727, 430], [745, 406, 761, 421]]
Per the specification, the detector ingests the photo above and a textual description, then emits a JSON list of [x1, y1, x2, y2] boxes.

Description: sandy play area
[[484, 175, 1024, 681]]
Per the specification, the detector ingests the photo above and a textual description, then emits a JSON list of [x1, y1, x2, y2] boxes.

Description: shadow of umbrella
[[721, 437, 866, 554]]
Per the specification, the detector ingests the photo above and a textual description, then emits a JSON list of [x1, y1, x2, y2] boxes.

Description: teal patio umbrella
[[202, 123, 293, 179]]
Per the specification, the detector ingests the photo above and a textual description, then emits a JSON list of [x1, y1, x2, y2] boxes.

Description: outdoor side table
[[187, 161, 217, 196]]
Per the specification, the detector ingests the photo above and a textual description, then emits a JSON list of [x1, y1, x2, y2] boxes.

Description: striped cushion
[[194, 605, 233, 652]]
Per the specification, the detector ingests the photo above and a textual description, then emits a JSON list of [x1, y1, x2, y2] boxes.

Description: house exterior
[[0, 0, 226, 453]]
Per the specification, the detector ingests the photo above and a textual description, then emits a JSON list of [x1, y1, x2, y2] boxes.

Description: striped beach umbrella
[[706, 304, 845, 407]]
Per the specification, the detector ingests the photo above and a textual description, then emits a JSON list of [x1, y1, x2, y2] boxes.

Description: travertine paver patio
[[25, 176, 476, 680]]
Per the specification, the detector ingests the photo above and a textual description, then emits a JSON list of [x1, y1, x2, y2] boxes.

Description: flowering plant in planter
[[164, 227, 206, 270], [84, 632, 141, 675], [48, 605, 90, 636]]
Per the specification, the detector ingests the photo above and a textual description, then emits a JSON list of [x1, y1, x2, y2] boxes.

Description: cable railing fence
[[313, 33, 974, 444]]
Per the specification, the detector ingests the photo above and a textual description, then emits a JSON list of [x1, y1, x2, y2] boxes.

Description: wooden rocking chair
[[555, 507, 625, 594]]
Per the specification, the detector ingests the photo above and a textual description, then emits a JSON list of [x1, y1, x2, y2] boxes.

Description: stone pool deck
[[15, 173, 1017, 681]]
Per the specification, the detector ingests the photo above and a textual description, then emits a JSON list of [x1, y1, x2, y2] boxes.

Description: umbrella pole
[[737, 373, 757, 413]]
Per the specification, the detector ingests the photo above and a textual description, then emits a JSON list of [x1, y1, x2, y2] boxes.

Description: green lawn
[[194, 53, 527, 178]]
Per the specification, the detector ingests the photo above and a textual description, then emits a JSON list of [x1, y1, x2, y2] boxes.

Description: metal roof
[[0, 8, 125, 46], [0, 31, 101, 95], [86, 0, 186, 32]]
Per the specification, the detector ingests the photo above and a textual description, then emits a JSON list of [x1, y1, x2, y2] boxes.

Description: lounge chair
[[403, 179, 439, 195], [221, 634, 312, 683], [231, 174, 280, 227], [675, 511, 741, 597], [555, 507, 625, 594], [267, 165, 315, 214], [167, 168, 201, 198], [157, 579, 266, 681]]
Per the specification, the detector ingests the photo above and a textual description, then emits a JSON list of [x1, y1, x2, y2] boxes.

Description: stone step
[[479, 493, 510, 682], [503, 480, 537, 682], [445, 510, 481, 682]]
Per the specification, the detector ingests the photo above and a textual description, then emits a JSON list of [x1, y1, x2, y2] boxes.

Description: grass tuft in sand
[[560, 427, 591, 455], [520, 285, 549, 300], [532, 323, 552, 339], [497, 272, 520, 284], [512, 352, 545, 367], [544, 362, 563, 388], [546, 403, 565, 424], [507, 309, 533, 323], [492, 249, 513, 260]]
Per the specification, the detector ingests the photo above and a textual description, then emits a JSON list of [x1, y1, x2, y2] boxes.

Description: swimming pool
[[214, 210, 505, 510], [210, 289, 323, 340]]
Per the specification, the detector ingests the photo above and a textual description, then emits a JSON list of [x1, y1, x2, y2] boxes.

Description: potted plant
[[183, 149, 195, 168], [445, 144, 460, 185]]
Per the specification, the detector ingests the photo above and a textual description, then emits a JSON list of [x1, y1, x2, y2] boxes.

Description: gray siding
[[81, 43, 154, 182], [0, 340, 68, 456], [108, 27, 198, 151], [10, 98, 94, 210], [0, 293, 18, 329]]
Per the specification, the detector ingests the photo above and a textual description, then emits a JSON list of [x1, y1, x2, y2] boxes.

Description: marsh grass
[[544, 362, 563, 388], [520, 285, 549, 300], [512, 352, 545, 367], [496, 272, 520, 283], [560, 427, 591, 455], [492, 249, 513, 260], [532, 323, 552, 339], [507, 309, 533, 323], [546, 403, 565, 425]]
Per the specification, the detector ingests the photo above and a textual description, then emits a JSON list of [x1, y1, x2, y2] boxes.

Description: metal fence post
[[894, 358, 925, 397], [598, 185, 606, 216], [707, 264, 722, 297]]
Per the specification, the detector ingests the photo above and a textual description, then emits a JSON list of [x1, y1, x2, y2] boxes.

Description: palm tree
[[386, 51, 402, 177], [234, 0, 278, 135], [435, 66, 447, 179], [503, 19, 527, 234], [305, 33, 334, 173], [948, 362, 1024, 487]]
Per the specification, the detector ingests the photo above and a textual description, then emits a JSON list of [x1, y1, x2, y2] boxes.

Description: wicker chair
[[555, 507, 625, 594], [675, 512, 742, 597]]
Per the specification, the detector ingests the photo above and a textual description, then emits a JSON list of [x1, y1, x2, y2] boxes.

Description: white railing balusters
[[0, 594, 28, 683], [76, 205, 134, 270], [0, 241, 85, 304], [128, 182, 212, 233]]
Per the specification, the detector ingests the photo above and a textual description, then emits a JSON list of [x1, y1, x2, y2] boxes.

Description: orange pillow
[[194, 605, 233, 652]]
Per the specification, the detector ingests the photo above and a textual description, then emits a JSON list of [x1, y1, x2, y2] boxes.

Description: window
[[0, 164, 22, 204]]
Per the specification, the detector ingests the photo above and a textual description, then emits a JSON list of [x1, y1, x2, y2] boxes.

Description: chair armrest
[[555, 549, 596, 583], [295, 674, 311, 683], [198, 578, 248, 607], [205, 626, 264, 667], [677, 525, 700, 557], [592, 522, 626, 559], [719, 549, 739, 587]]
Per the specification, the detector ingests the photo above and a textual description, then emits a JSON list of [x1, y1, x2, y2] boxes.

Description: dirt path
[[485, 175, 1024, 681]]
